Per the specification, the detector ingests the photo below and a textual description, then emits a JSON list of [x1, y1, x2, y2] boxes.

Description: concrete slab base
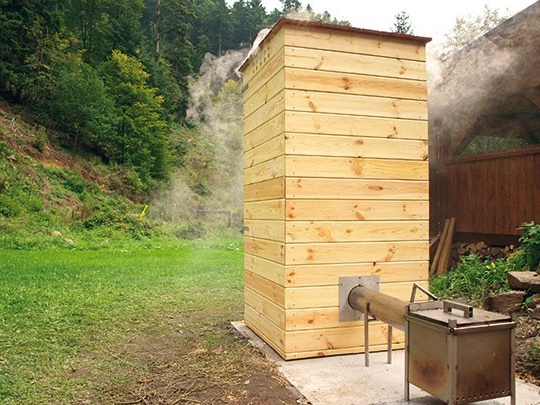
[[232, 321, 540, 405]]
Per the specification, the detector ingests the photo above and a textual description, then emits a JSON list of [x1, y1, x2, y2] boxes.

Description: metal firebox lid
[[407, 300, 512, 328]]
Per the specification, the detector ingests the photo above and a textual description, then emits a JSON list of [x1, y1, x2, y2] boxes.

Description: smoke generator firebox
[[340, 276, 516, 405]]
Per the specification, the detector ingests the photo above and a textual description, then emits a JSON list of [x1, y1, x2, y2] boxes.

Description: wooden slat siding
[[286, 178, 428, 200], [244, 177, 284, 202], [243, 71, 285, 119], [440, 148, 540, 236], [283, 25, 427, 61], [284, 47, 426, 81], [285, 261, 429, 286], [245, 306, 286, 357], [244, 134, 284, 168], [245, 286, 286, 328], [244, 113, 285, 151], [243, 20, 429, 360], [241, 28, 285, 84], [244, 91, 285, 135], [244, 220, 285, 242], [285, 133, 428, 161], [245, 270, 285, 307], [244, 199, 285, 220], [285, 111, 428, 140], [245, 253, 286, 286], [286, 90, 428, 121], [243, 155, 285, 185], [286, 156, 429, 181], [285, 221, 428, 243], [286, 307, 359, 330], [244, 236, 285, 264], [285, 200, 429, 221], [284, 324, 403, 354], [285, 342, 404, 360], [286, 241, 429, 265], [242, 50, 284, 105], [283, 281, 430, 309], [285, 68, 427, 101]]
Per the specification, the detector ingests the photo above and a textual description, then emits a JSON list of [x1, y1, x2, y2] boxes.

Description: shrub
[[517, 221, 540, 272], [430, 254, 510, 306]]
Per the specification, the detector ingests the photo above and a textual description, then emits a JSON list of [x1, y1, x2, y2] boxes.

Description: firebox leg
[[510, 328, 516, 405], [364, 303, 370, 367], [387, 325, 393, 364], [404, 321, 410, 402]]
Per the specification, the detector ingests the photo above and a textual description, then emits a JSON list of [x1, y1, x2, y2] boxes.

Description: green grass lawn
[[0, 237, 244, 404]]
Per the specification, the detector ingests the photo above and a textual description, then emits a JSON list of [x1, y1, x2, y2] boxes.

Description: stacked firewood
[[449, 242, 518, 269]]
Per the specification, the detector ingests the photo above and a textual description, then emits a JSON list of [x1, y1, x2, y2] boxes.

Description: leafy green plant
[[430, 254, 510, 306], [517, 221, 540, 272]]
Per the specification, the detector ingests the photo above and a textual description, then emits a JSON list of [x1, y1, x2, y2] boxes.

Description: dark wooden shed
[[430, 1, 540, 244]]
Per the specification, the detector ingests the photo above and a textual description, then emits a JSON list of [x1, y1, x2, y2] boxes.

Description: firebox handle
[[409, 283, 438, 303], [443, 300, 474, 318]]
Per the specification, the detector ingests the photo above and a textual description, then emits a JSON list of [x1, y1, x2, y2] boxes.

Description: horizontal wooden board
[[285, 200, 429, 221], [244, 91, 285, 134], [284, 342, 405, 360], [244, 220, 285, 242], [244, 236, 285, 264], [285, 261, 429, 286], [285, 240, 429, 265], [245, 306, 286, 356], [284, 25, 427, 61], [285, 68, 427, 101], [244, 155, 284, 185], [244, 112, 284, 151], [286, 90, 428, 121], [283, 281, 430, 309], [244, 199, 285, 220], [241, 28, 285, 83], [284, 323, 404, 354], [244, 253, 285, 285], [245, 270, 285, 307], [244, 134, 283, 168], [285, 156, 428, 181], [285, 111, 428, 140], [244, 177, 284, 202], [286, 178, 428, 200], [284, 46, 426, 80], [285, 221, 428, 243], [285, 307, 359, 330], [243, 71, 285, 118], [245, 286, 285, 329], [284, 133, 428, 161]]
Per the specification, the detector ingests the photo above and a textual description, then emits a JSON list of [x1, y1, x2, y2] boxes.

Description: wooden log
[[436, 217, 455, 275], [430, 219, 449, 276]]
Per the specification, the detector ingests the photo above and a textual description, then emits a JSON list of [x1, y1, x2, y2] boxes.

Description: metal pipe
[[348, 286, 408, 332]]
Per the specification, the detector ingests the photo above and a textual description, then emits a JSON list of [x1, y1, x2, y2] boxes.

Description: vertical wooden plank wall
[[241, 20, 430, 360]]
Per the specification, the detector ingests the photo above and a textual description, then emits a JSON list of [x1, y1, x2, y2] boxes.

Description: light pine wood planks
[[241, 19, 430, 359]]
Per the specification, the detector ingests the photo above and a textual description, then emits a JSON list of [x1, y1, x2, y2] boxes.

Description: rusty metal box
[[404, 301, 515, 405]]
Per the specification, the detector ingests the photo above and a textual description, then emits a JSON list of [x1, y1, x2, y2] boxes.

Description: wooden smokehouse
[[240, 19, 430, 360]]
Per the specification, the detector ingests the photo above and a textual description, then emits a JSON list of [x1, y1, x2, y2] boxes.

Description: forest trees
[[0, 0, 343, 197]]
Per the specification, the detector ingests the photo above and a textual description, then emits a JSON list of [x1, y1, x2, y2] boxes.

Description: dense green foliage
[[0, 0, 348, 203], [517, 221, 540, 272], [0, 237, 243, 404], [431, 221, 540, 306]]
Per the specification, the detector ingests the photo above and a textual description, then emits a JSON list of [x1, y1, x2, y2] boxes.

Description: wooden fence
[[433, 146, 540, 242]]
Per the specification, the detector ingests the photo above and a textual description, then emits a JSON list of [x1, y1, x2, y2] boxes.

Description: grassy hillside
[[0, 102, 158, 249]]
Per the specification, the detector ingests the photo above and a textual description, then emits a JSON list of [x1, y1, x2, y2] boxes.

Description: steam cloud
[[152, 48, 249, 226]]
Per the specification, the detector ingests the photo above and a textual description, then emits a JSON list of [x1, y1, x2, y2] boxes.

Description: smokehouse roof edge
[[238, 18, 431, 72]]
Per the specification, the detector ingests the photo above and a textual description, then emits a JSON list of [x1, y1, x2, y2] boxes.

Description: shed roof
[[430, 1, 540, 158]]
